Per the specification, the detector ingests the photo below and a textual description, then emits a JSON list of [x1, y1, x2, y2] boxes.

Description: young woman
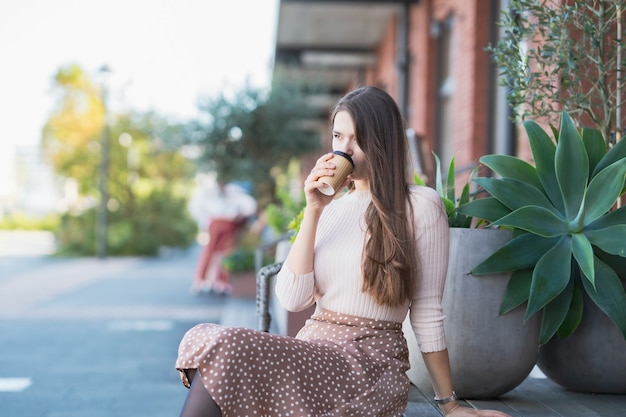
[[176, 86, 511, 417]]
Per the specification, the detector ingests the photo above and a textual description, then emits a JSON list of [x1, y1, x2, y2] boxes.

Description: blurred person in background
[[189, 180, 257, 295]]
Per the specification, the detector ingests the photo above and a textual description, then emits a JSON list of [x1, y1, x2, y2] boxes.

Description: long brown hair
[[331, 86, 418, 306]]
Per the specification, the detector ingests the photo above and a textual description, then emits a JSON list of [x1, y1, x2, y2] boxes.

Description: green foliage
[[107, 111, 193, 197], [43, 63, 198, 256], [42, 64, 106, 194], [221, 226, 270, 273], [55, 209, 97, 256], [432, 153, 476, 228], [286, 208, 305, 244], [0, 212, 60, 231], [459, 112, 626, 344], [488, 0, 626, 141], [189, 78, 322, 207], [55, 190, 197, 256], [222, 247, 256, 273], [265, 160, 305, 236]]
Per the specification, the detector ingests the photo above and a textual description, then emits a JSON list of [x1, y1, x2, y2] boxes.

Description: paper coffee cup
[[318, 151, 354, 196]]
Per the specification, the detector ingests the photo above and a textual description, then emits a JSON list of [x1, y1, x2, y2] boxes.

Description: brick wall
[[365, 0, 519, 191]]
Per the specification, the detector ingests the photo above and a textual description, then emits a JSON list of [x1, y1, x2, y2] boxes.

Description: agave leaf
[[592, 128, 626, 177], [596, 248, 626, 274], [434, 153, 449, 199], [555, 112, 588, 220], [457, 197, 511, 223], [500, 268, 533, 314], [429, 152, 479, 227], [585, 225, 626, 257], [491, 206, 569, 237], [451, 212, 472, 228], [586, 205, 626, 230], [453, 183, 473, 228], [526, 236, 572, 319], [557, 283, 584, 339], [446, 156, 456, 202], [583, 158, 626, 225], [474, 178, 557, 213], [479, 154, 542, 190], [572, 232, 595, 286], [539, 279, 574, 344], [472, 234, 559, 275], [525, 119, 563, 212], [581, 257, 626, 338], [449, 212, 471, 229], [581, 127, 606, 179], [550, 124, 559, 142], [458, 181, 471, 206], [441, 197, 456, 218]]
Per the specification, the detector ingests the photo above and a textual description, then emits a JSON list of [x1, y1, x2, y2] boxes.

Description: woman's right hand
[[303, 153, 343, 211], [283, 153, 342, 275]]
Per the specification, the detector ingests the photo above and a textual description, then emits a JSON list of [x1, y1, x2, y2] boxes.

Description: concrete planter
[[537, 285, 626, 394], [404, 227, 541, 399]]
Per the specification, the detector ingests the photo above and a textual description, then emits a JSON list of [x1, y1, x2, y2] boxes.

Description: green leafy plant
[[263, 160, 306, 244], [459, 111, 626, 344], [415, 153, 478, 227], [0, 212, 59, 231], [222, 227, 266, 273], [431, 154, 476, 228], [55, 190, 197, 256], [190, 78, 321, 207], [222, 247, 256, 273], [488, 0, 626, 142], [286, 208, 305, 244]]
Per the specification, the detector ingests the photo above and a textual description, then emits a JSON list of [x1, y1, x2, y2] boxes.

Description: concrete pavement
[[0, 245, 257, 417], [4, 235, 626, 417]]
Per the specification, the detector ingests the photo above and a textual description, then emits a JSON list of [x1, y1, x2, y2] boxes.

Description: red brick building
[[273, 0, 517, 190]]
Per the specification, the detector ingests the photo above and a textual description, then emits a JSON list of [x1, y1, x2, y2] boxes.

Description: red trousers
[[194, 219, 239, 288]]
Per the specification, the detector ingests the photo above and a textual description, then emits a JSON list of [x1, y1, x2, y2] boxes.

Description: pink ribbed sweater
[[275, 185, 449, 353]]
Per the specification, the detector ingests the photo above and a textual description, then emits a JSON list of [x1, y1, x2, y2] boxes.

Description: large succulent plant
[[459, 111, 626, 344]]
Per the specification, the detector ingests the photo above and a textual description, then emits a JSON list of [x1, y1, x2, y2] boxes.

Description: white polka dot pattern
[[175, 308, 410, 416]]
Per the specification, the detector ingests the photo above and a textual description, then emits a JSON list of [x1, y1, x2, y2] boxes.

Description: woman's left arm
[[422, 349, 512, 416], [412, 188, 511, 416], [420, 349, 457, 415]]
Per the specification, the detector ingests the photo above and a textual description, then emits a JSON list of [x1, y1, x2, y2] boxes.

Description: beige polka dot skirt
[[176, 308, 411, 416]]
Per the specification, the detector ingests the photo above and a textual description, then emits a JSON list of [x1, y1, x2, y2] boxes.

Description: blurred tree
[[42, 63, 197, 256], [42, 63, 104, 194], [189, 78, 322, 207]]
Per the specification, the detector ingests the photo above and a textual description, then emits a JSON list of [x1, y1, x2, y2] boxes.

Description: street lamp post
[[96, 65, 111, 259]]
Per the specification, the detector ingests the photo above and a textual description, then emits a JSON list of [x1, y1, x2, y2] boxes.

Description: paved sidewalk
[[0, 246, 257, 417], [2, 238, 625, 416]]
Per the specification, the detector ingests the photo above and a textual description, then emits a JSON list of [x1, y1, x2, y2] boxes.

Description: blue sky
[[0, 0, 278, 195]]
